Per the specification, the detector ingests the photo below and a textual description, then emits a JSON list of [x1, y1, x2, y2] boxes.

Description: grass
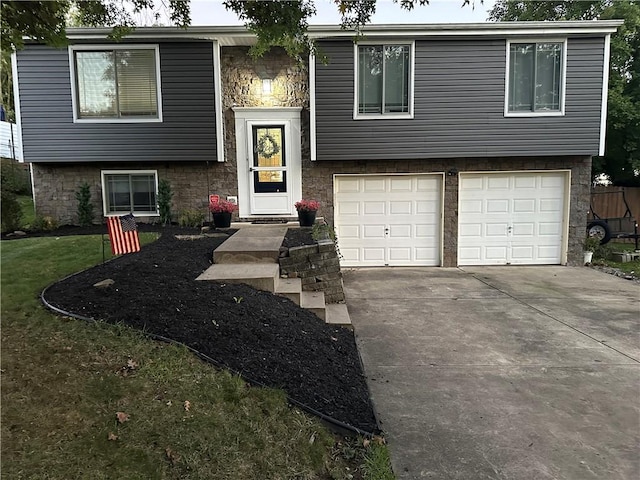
[[17, 195, 35, 228], [593, 240, 640, 276], [1, 234, 394, 479]]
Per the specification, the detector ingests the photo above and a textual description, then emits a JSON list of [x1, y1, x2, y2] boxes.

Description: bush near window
[[158, 179, 173, 225], [75, 182, 94, 226], [178, 210, 205, 228]]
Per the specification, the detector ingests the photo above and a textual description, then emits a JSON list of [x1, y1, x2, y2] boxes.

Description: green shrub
[[75, 182, 94, 226], [0, 158, 30, 195], [158, 179, 173, 225], [1, 189, 22, 232], [178, 209, 205, 228], [31, 215, 58, 232]]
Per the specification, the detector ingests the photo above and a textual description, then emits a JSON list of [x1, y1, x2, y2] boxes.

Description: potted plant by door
[[209, 200, 237, 228], [295, 199, 320, 227], [583, 235, 600, 265]]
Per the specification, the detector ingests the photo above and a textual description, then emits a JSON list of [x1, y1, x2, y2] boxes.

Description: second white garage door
[[458, 171, 569, 266], [334, 174, 442, 267]]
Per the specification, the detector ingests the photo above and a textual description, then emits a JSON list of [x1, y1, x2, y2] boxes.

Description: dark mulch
[[282, 227, 315, 248], [1, 223, 204, 240], [42, 229, 378, 434]]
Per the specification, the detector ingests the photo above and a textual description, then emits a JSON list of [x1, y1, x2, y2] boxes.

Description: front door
[[249, 125, 290, 214], [233, 107, 302, 218]]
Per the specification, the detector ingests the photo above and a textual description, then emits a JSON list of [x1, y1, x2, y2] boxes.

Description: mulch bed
[[41, 228, 378, 434]]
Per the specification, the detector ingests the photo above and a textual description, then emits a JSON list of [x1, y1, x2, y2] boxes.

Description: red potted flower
[[295, 199, 320, 227], [209, 200, 237, 228]]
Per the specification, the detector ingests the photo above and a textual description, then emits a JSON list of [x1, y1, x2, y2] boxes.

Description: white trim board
[[309, 52, 317, 161], [10, 52, 24, 163], [599, 34, 611, 157], [212, 40, 225, 162]]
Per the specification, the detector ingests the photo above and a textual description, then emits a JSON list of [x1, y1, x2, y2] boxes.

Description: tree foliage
[[490, 1, 640, 186]]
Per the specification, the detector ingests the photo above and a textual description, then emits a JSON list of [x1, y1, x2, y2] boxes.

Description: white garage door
[[334, 174, 442, 267], [458, 171, 568, 266]]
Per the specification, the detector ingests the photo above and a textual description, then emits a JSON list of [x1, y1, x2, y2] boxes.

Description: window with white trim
[[507, 41, 564, 113], [357, 44, 412, 116], [102, 171, 158, 216], [73, 47, 160, 120]]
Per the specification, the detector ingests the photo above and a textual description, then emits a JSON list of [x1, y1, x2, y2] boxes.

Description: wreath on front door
[[257, 132, 280, 159]]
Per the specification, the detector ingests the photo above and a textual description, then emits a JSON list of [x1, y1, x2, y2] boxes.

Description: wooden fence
[[590, 186, 640, 220]]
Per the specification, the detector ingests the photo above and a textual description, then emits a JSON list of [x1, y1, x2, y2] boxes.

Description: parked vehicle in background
[[588, 189, 639, 249]]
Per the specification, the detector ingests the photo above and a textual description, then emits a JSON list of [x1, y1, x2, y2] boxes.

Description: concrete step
[[275, 277, 302, 305], [325, 303, 352, 326], [300, 291, 326, 321], [196, 263, 279, 292], [213, 235, 283, 264]]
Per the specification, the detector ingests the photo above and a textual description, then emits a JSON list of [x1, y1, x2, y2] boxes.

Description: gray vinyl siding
[[16, 42, 217, 163], [315, 37, 605, 160]]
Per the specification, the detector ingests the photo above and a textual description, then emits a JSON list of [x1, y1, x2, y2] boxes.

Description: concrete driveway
[[344, 267, 639, 480]]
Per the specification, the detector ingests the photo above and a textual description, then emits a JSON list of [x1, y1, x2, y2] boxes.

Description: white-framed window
[[505, 39, 567, 116], [354, 42, 414, 119], [69, 45, 162, 123], [101, 170, 159, 216]]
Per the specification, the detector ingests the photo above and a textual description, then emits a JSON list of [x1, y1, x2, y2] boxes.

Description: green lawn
[[1, 235, 394, 479], [593, 240, 640, 275], [17, 194, 35, 229]]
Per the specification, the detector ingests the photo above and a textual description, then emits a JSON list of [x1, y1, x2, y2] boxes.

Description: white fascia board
[[599, 34, 611, 157], [213, 40, 225, 162], [309, 52, 317, 162], [10, 51, 24, 163], [60, 21, 622, 43]]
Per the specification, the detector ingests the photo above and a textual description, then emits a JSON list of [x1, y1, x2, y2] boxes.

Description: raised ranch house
[[12, 21, 621, 267]]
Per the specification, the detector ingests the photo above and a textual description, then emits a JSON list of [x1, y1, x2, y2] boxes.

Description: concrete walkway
[[344, 267, 639, 480]]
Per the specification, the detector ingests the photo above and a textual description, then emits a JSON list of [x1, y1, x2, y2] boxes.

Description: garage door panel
[[459, 172, 567, 266], [336, 178, 360, 193], [335, 175, 442, 267], [364, 202, 385, 215], [363, 224, 386, 239], [390, 201, 412, 215], [363, 178, 385, 192]]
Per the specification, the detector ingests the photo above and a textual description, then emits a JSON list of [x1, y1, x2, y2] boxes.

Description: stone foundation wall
[[31, 161, 238, 225], [301, 156, 592, 267], [279, 239, 346, 304]]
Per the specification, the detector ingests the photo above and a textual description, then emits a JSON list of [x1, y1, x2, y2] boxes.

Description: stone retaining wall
[[279, 239, 345, 304]]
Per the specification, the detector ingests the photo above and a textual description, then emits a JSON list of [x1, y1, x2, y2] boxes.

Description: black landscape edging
[[40, 272, 379, 438]]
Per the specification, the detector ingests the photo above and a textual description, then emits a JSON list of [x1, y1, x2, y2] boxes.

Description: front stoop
[[197, 226, 351, 326]]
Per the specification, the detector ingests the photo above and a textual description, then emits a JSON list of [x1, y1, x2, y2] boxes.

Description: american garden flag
[[107, 214, 141, 255]]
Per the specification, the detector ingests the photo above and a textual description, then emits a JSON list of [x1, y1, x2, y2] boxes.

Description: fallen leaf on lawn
[[165, 447, 180, 465], [108, 432, 118, 441], [127, 359, 138, 369], [116, 412, 130, 424], [184, 400, 191, 412], [166, 400, 172, 407], [363, 438, 370, 448], [372, 435, 386, 445], [309, 432, 316, 445]]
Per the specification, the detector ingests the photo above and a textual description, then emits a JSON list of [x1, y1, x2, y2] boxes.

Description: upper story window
[[355, 43, 413, 119], [70, 45, 162, 122], [506, 40, 566, 116]]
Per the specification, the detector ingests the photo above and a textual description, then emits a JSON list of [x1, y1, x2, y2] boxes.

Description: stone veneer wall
[[301, 156, 592, 267], [279, 239, 346, 304]]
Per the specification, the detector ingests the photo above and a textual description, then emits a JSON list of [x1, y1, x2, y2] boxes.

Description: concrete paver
[[344, 266, 640, 480]]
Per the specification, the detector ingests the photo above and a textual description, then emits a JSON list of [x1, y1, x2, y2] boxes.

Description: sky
[[184, 0, 497, 26]]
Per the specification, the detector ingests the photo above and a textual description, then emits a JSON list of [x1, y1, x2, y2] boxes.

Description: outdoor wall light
[[262, 78, 272, 94], [447, 168, 458, 176]]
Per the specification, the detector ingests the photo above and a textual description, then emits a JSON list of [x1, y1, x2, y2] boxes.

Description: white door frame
[[233, 107, 302, 218]]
